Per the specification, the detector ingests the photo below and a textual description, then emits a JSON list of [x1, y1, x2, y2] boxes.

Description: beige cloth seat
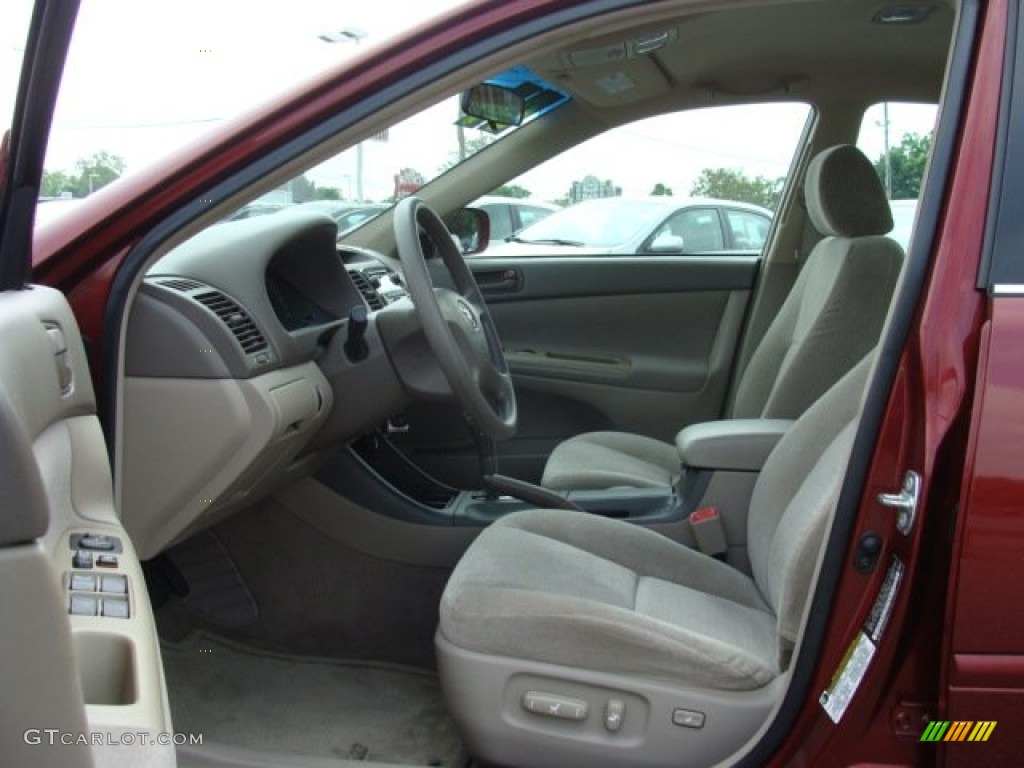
[[541, 144, 902, 491], [437, 354, 872, 766]]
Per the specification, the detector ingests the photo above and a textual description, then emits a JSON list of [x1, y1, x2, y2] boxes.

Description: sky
[[2, 1, 937, 205]]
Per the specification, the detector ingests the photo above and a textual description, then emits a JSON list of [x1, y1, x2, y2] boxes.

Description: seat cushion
[[541, 431, 680, 491], [439, 509, 778, 690]]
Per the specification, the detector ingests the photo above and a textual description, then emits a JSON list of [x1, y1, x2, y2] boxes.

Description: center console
[[333, 420, 795, 571]]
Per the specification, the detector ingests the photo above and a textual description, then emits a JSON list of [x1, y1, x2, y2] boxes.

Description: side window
[[724, 209, 771, 251], [493, 103, 811, 257], [650, 208, 724, 253], [856, 102, 938, 250]]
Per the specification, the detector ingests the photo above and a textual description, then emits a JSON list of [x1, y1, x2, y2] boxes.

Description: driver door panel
[[0, 287, 173, 767], [392, 255, 757, 486]]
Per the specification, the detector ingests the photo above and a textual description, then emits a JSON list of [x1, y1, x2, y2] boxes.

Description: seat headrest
[[805, 145, 893, 238]]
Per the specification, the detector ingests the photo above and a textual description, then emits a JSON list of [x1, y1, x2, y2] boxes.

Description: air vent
[[194, 290, 268, 354], [349, 270, 385, 310], [158, 278, 205, 292]]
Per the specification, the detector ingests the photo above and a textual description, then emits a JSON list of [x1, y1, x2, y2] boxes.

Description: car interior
[[1, 0, 963, 766]]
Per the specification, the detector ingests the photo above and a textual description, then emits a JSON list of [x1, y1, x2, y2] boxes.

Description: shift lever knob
[[345, 305, 369, 361]]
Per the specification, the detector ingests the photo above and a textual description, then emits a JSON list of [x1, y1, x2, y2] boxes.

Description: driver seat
[[541, 144, 902, 491], [436, 352, 873, 767]]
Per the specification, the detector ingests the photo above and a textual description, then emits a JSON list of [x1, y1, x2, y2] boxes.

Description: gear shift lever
[[467, 425, 499, 499]]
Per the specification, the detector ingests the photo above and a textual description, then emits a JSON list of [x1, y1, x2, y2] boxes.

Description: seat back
[[746, 352, 873, 661], [731, 145, 903, 420]]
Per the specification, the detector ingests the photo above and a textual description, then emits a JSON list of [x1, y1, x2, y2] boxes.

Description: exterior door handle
[[878, 470, 920, 536]]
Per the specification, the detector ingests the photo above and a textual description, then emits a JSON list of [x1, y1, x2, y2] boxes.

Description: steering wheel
[[393, 197, 517, 439]]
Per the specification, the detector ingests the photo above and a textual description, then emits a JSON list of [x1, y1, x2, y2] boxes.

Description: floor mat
[[162, 632, 466, 766], [164, 530, 259, 628]]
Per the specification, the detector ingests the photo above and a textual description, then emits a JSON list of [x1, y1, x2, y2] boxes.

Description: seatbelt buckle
[[689, 507, 727, 557]]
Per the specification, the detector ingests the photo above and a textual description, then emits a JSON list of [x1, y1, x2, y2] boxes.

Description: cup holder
[[74, 633, 137, 706]]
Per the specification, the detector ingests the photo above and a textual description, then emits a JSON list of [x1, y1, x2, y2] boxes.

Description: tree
[[289, 176, 316, 203], [874, 132, 931, 200], [690, 168, 781, 210], [650, 182, 673, 196], [314, 186, 341, 201], [41, 170, 73, 198], [40, 152, 127, 198], [490, 183, 531, 198], [71, 151, 126, 196]]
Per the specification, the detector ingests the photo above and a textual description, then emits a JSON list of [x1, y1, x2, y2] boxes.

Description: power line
[[53, 117, 223, 131]]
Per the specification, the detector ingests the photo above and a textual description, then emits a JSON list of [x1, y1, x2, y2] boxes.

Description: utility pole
[[319, 27, 368, 200]]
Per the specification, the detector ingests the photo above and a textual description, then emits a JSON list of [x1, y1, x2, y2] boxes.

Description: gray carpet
[[162, 632, 466, 766]]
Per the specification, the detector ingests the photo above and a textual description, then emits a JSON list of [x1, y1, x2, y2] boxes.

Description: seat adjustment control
[[604, 698, 625, 732], [522, 691, 588, 721], [672, 708, 706, 729]]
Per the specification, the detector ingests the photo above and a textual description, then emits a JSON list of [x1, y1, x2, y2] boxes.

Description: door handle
[[473, 268, 522, 295]]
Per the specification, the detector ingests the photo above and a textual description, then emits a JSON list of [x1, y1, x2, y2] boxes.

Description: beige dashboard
[[118, 210, 407, 560]]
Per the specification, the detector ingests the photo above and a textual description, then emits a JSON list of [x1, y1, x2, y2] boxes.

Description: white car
[[472, 195, 561, 243], [483, 196, 773, 256]]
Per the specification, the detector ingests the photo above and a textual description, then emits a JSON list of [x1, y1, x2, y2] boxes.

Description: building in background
[[568, 174, 621, 203]]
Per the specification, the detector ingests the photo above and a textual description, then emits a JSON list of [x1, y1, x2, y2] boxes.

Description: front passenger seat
[[437, 353, 875, 768], [541, 144, 903, 491]]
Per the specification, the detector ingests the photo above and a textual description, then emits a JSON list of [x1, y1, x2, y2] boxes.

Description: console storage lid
[[676, 419, 794, 472]]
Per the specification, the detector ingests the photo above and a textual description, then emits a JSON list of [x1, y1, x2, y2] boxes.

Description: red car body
[[6, 0, 1022, 764]]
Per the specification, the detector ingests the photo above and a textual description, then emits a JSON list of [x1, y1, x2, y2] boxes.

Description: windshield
[[511, 199, 672, 247], [216, 70, 569, 232], [31, 0, 471, 221]]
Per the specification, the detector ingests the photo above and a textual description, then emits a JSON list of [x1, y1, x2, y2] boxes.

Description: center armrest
[[675, 419, 794, 472]]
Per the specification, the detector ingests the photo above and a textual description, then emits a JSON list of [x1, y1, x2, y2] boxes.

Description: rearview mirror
[[461, 84, 525, 128]]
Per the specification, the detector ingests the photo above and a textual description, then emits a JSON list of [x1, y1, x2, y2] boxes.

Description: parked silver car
[[483, 196, 773, 256]]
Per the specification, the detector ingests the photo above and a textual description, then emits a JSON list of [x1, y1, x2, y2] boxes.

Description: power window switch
[[96, 555, 119, 568], [69, 573, 97, 592], [69, 594, 99, 616], [671, 708, 705, 729], [101, 598, 130, 619], [100, 574, 128, 594], [72, 550, 94, 569]]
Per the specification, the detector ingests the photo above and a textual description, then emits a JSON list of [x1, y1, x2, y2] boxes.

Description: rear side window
[[856, 102, 937, 200], [724, 209, 771, 251], [856, 102, 937, 251]]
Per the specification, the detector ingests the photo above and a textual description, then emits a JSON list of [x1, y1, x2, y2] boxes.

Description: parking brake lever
[[484, 474, 585, 512]]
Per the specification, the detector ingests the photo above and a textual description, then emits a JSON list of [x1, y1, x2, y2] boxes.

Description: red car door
[[940, 1, 1024, 764]]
